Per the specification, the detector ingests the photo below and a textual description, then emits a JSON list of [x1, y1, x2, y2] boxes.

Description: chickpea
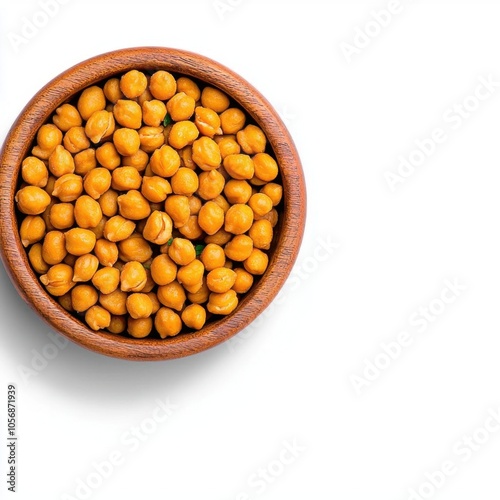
[[112, 128, 140, 157], [141, 176, 172, 203], [71, 285, 98, 312], [48, 145, 75, 177], [20, 216, 46, 247], [137, 86, 153, 106], [249, 219, 273, 249], [181, 304, 206, 330], [200, 243, 225, 271], [32, 124, 63, 160], [74, 148, 97, 175], [138, 126, 165, 153], [219, 107, 245, 134], [255, 208, 279, 227], [85, 110, 115, 144], [117, 190, 151, 220], [92, 267, 120, 294], [164, 195, 190, 228], [49, 203, 74, 230], [252, 153, 279, 182], [224, 204, 254, 234], [146, 292, 161, 314], [187, 279, 210, 304], [122, 149, 149, 172], [167, 238, 196, 266], [124, 293, 153, 319], [168, 121, 199, 150], [98, 189, 119, 217], [150, 254, 177, 286], [201, 87, 230, 113], [52, 174, 83, 202], [206, 267, 237, 293], [248, 193, 273, 217], [107, 315, 127, 334], [142, 211, 173, 245], [188, 195, 202, 215], [113, 99, 142, 129], [103, 78, 124, 103], [98, 289, 127, 315], [192, 137, 222, 171], [157, 281, 186, 311], [150, 144, 180, 177], [155, 307, 182, 338], [212, 194, 230, 213], [223, 179, 252, 204], [120, 261, 148, 292], [65, 228, 96, 256], [118, 234, 152, 263], [82, 168, 111, 200], [74, 195, 103, 228], [177, 77, 201, 101], [216, 135, 241, 159], [207, 290, 238, 315], [183, 280, 204, 295], [103, 215, 136, 242], [120, 70, 148, 99], [204, 228, 232, 246], [178, 215, 203, 240], [58, 292, 73, 312], [40, 263, 75, 296], [29, 243, 49, 274], [63, 127, 90, 154], [94, 239, 118, 267], [260, 182, 282, 206], [236, 124, 267, 154], [149, 70, 177, 100], [198, 201, 224, 235], [167, 92, 196, 121], [223, 154, 254, 180], [142, 99, 167, 127], [171, 167, 199, 196], [232, 267, 254, 294], [53, 104, 82, 131], [224, 234, 254, 261], [196, 170, 225, 201], [95, 142, 121, 170], [177, 259, 205, 288], [42, 230, 67, 265], [111, 166, 142, 191], [243, 248, 268, 275], [77, 86, 106, 121], [127, 317, 153, 338], [22, 157, 48, 188], [73, 254, 99, 282], [64, 254, 78, 267], [85, 305, 111, 331]]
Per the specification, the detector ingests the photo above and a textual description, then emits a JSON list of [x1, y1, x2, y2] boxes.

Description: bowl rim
[[0, 46, 306, 361]]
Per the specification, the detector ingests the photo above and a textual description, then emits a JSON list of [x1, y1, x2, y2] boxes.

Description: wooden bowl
[[0, 47, 306, 361]]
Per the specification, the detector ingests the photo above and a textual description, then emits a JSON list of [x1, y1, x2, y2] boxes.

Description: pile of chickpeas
[[15, 69, 282, 338]]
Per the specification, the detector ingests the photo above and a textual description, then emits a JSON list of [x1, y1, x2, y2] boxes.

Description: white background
[[1, 1, 500, 499]]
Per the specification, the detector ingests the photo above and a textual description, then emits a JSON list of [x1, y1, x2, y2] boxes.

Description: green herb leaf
[[167, 237, 174, 246], [195, 244, 205, 257], [163, 113, 172, 127]]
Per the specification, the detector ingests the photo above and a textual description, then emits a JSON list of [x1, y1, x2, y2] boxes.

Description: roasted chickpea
[[181, 304, 206, 330], [20, 216, 46, 247], [223, 179, 252, 204], [164, 195, 190, 228], [58, 293, 73, 312], [111, 166, 142, 191], [207, 290, 238, 315], [85, 110, 115, 144], [149, 70, 177, 100], [94, 239, 119, 267], [248, 193, 273, 217], [223, 154, 254, 180], [142, 211, 173, 245], [71, 285, 98, 312], [120, 70, 148, 99], [248, 219, 273, 250], [260, 182, 282, 206], [224, 234, 254, 261], [177, 259, 205, 288], [82, 168, 111, 200], [168, 121, 199, 149], [141, 176, 172, 203], [138, 126, 165, 153], [49, 203, 75, 230], [216, 135, 241, 159], [224, 204, 254, 234], [74, 148, 97, 175], [177, 77, 201, 101], [120, 261, 148, 292], [168, 238, 196, 266], [73, 254, 99, 282], [157, 281, 186, 311], [232, 267, 254, 294], [126, 293, 153, 319], [142, 99, 167, 127], [52, 174, 83, 202], [155, 307, 182, 338], [196, 170, 225, 200], [48, 145, 75, 177], [95, 142, 121, 170], [187, 279, 210, 304], [40, 263, 75, 296], [165, 92, 195, 122], [193, 106, 222, 138], [113, 99, 142, 129], [74, 195, 103, 228], [237, 124, 267, 154], [220, 108, 246, 134], [212, 194, 230, 214], [118, 234, 152, 263], [99, 289, 128, 315], [201, 87, 230, 113], [171, 167, 199, 196], [116, 190, 151, 220], [127, 317, 153, 338], [103, 78, 124, 104], [192, 137, 222, 171], [53, 104, 82, 131], [107, 315, 127, 334], [206, 267, 237, 293], [200, 243, 226, 271], [42, 230, 67, 265], [188, 195, 202, 215], [198, 201, 224, 235], [65, 228, 96, 256], [32, 124, 63, 159], [29, 243, 49, 274], [252, 153, 279, 182], [113, 128, 140, 157], [103, 215, 136, 242], [150, 145, 180, 177], [150, 254, 177, 286], [178, 215, 203, 240], [255, 208, 279, 227], [63, 127, 90, 154], [244, 248, 269, 275], [92, 267, 120, 294], [98, 189, 119, 217], [85, 305, 111, 331], [204, 228, 232, 246], [122, 150, 149, 173], [22, 157, 49, 187], [78, 86, 106, 121]]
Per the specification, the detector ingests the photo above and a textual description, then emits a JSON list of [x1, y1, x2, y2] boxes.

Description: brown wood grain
[[0, 47, 306, 361]]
